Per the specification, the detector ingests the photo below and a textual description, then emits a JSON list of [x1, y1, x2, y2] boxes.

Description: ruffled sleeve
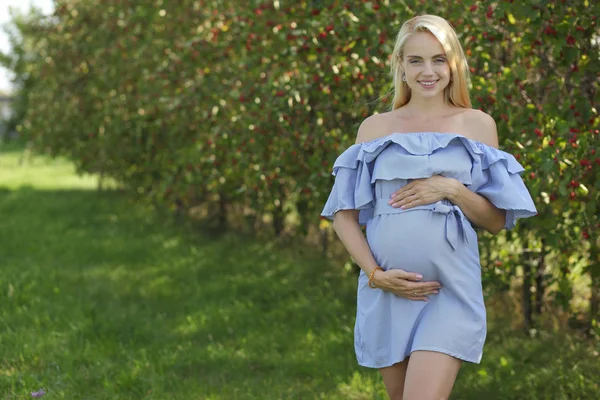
[[470, 143, 538, 230], [320, 144, 375, 226]]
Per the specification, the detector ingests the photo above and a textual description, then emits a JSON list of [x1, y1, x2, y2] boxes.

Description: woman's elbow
[[487, 224, 504, 235], [486, 211, 506, 235]]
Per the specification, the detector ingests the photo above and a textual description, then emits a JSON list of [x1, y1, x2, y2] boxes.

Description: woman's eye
[[410, 60, 420, 64], [435, 58, 446, 63]]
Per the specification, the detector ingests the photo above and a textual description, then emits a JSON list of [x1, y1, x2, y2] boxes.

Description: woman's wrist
[[444, 178, 463, 203], [368, 266, 384, 288], [373, 269, 384, 286], [368, 267, 386, 288]]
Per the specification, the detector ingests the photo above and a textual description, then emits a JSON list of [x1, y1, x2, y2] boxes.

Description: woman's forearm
[[446, 180, 506, 234], [332, 211, 380, 275]]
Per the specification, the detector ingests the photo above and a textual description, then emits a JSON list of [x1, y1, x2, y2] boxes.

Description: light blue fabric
[[320, 132, 537, 367]]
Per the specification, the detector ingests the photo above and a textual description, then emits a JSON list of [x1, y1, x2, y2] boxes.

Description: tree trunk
[[217, 192, 227, 228], [296, 196, 309, 237], [320, 227, 328, 255], [534, 238, 546, 317], [272, 206, 284, 236], [98, 147, 106, 191], [522, 237, 533, 332], [590, 245, 600, 333], [272, 185, 285, 236]]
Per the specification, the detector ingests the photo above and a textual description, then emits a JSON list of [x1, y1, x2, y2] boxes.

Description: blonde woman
[[321, 15, 536, 400]]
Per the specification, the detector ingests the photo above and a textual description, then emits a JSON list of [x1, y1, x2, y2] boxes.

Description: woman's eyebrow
[[406, 54, 446, 58]]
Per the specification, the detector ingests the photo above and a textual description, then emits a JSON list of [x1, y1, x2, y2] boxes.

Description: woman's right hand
[[372, 269, 441, 301]]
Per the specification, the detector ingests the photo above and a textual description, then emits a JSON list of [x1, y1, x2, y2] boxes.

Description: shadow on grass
[[0, 187, 598, 400]]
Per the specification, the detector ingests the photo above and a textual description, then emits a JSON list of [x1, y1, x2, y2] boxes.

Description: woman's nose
[[423, 62, 434, 75]]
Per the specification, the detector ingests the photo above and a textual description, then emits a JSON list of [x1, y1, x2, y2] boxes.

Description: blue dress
[[320, 132, 537, 368]]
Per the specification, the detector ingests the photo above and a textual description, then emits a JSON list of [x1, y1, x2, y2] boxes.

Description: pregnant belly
[[366, 208, 476, 282]]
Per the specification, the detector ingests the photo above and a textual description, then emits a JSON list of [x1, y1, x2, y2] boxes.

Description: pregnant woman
[[320, 15, 537, 400]]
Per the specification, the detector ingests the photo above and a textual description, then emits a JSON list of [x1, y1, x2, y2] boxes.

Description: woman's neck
[[402, 95, 454, 119]]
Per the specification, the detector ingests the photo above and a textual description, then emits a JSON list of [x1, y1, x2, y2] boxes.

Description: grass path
[[0, 142, 598, 399]]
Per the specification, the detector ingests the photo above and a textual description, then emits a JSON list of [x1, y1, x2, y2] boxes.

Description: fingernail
[[416, 274, 423, 279]]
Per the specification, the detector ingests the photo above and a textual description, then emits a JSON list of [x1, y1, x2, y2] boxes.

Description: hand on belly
[[372, 267, 442, 302]]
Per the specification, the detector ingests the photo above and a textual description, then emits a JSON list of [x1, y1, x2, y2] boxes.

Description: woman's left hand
[[388, 175, 458, 209]]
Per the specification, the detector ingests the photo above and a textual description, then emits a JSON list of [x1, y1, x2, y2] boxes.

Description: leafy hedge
[[15, 0, 600, 331]]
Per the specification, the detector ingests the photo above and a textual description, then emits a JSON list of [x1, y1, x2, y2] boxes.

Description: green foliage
[[9, 1, 600, 327], [0, 146, 598, 399]]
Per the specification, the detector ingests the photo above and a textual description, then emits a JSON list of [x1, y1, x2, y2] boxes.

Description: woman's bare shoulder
[[463, 109, 499, 148], [355, 112, 394, 144]]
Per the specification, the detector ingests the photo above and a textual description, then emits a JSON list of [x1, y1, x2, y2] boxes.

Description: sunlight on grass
[[335, 371, 385, 400], [0, 145, 115, 190]]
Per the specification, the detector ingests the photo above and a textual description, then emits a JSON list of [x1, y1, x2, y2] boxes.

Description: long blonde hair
[[389, 15, 471, 110]]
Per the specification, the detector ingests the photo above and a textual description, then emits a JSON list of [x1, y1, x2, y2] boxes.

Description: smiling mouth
[[418, 80, 439, 88]]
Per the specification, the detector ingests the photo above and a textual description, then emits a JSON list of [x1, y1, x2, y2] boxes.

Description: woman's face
[[401, 31, 452, 98]]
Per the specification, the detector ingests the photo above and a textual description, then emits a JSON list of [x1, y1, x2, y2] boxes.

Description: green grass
[[0, 141, 598, 399]]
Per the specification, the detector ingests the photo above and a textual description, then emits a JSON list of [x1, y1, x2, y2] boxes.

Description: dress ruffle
[[320, 144, 375, 226], [320, 132, 537, 230], [469, 141, 537, 229]]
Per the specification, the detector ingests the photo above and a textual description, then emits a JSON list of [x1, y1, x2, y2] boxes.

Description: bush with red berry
[[19, 0, 599, 331]]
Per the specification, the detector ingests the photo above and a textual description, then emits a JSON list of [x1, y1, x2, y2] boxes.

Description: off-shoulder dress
[[320, 132, 537, 368]]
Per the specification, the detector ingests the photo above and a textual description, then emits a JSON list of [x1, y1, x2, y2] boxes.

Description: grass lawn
[[0, 141, 598, 399]]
